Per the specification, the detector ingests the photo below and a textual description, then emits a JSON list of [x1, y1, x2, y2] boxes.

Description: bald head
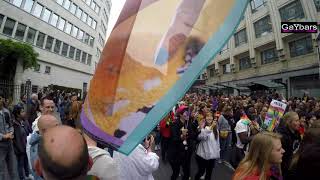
[[38, 125, 89, 180], [37, 115, 60, 135]]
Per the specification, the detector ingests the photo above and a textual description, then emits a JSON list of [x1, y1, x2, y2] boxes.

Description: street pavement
[[153, 151, 234, 180]]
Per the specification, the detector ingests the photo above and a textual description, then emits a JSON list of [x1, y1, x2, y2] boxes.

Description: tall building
[[0, 0, 111, 100], [206, 0, 320, 98]]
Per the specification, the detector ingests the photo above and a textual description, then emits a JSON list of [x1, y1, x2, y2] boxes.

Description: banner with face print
[[81, 0, 249, 155]]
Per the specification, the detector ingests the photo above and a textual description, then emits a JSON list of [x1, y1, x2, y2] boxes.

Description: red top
[[159, 114, 173, 138]]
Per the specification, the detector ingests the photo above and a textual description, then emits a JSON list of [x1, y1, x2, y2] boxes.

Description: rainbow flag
[[81, 0, 249, 155], [264, 100, 287, 132]]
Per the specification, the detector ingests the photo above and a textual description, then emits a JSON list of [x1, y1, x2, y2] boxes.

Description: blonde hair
[[234, 132, 282, 180], [282, 111, 298, 128]]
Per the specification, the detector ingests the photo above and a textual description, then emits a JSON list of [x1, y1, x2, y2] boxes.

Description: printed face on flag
[[81, 0, 249, 155]]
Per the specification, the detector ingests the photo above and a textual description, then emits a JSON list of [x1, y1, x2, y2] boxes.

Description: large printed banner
[[264, 100, 287, 132], [81, 0, 249, 155]]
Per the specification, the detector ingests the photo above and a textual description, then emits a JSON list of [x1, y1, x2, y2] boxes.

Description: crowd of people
[[1, 89, 320, 180]]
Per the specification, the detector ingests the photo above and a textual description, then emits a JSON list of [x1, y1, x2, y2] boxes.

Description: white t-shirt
[[235, 119, 250, 149]]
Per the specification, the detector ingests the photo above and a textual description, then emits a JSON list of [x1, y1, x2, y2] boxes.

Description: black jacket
[[277, 126, 301, 179], [167, 119, 199, 163], [13, 120, 28, 155]]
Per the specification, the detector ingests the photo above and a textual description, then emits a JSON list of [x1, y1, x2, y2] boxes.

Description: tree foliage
[[0, 39, 39, 70]]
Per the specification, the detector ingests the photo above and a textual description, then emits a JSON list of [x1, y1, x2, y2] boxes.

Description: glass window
[[14, 23, 27, 41], [234, 28, 247, 47], [289, 36, 313, 57], [86, 0, 91, 6], [84, 33, 90, 44], [315, 0, 320, 12], [92, 20, 97, 29], [280, 0, 305, 21], [45, 36, 54, 51], [87, 16, 92, 26], [77, 30, 84, 41], [81, 12, 88, 23], [13, 0, 23, 7], [96, 48, 101, 57], [95, 5, 100, 14], [87, 54, 92, 65], [0, 15, 4, 27], [44, 66, 51, 74], [3, 18, 16, 36], [250, 0, 265, 12], [63, 0, 71, 10], [71, 26, 78, 37], [56, 0, 64, 5], [81, 52, 87, 63], [34, 64, 40, 72], [254, 16, 272, 38], [50, 13, 59, 27], [57, 18, 66, 31], [222, 64, 231, 74], [61, 43, 69, 56], [76, 8, 83, 19], [23, 0, 34, 13], [64, 22, 72, 34], [89, 36, 94, 47], [42, 9, 51, 23], [261, 48, 278, 64], [239, 56, 251, 70], [68, 46, 75, 59], [54, 39, 62, 53], [26, 28, 36, 44], [36, 32, 45, 48], [101, 21, 106, 35], [32, 3, 43, 18], [75, 49, 81, 61], [209, 68, 215, 77], [70, 3, 77, 14], [91, 1, 96, 10]]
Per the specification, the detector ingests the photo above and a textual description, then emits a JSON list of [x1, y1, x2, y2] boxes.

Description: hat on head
[[176, 105, 188, 114]]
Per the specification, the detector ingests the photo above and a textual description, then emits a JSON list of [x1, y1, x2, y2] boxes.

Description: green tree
[[0, 39, 39, 70]]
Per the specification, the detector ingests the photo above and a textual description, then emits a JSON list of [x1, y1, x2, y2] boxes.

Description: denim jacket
[[0, 108, 14, 141]]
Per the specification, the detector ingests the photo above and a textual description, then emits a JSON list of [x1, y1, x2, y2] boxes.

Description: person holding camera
[[0, 93, 19, 180]]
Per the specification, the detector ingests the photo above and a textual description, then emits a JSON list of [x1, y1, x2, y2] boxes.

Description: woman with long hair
[[195, 113, 220, 180], [233, 132, 285, 180]]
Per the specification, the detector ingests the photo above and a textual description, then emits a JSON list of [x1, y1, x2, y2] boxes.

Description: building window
[[61, 43, 69, 56], [26, 27, 36, 44], [103, 9, 109, 23], [99, 34, 105, 46], [0, 14, 4, 28], [220, 43, 229, 54], [95, 5, 100, 14], [84, 33, 90, 44], [96, 48, 101, 57], [44, 66, 51, 74], [92, 20, 97, 29], [57, 18, 66, 31], [63, 0, 71, 10], [315, 0, 320, 12], [42, 9, 51, 23], [261, 48, 278, 64], [77, 30, 84, 41], [75, 49, 81, 61], [12, 0, 23, 7], [14, 23, 27, 41], [280, 0, 305, 21], [50, 13, 59, 27], [87, 17, 92, 26], [254, 16, 272, 38], [64, 22, 72, 34], [239, 56, 252, 70], [23, 0, 34, 13], [32, 3, 43, 18], [76, 8, 83, 19], [91, 1, 96, 10], [71, 26, 78, 37], [289, 36, 313, 57], [81, 12, 88, 23], [69, 3, 77, 14], [87, 54, 92, 65], [45, 36, 54, 51], [209, 68, 215, 77], [223, 64, 231, 74], [36, 32, 45, 48], [56, 0, 64, 5], [3, 18, 16, 36], [101, 21, 107, 35], [250, 0, 265, 12], [54, 39, 62, 53], [234, 28, 247, 47], [86, 0, 92, 6], [81, 52, 87, 63], [34, 63, 40, 72], [68, 46, 75, 59], [89, 36, 94, 47]]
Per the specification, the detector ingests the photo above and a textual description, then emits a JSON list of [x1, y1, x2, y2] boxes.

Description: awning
[[253, 80, 285, 89]]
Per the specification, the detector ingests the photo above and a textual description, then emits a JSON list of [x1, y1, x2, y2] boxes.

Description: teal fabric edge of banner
[[118, 0, 249, 155]]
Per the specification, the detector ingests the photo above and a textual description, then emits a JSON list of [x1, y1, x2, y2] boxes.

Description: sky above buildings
[[106, 0, 126, 40]]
